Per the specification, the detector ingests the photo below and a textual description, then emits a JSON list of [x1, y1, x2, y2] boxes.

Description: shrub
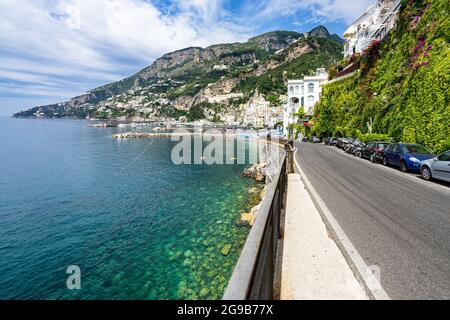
[[358, 133, 392, 143], [312, 0, 450, 154]]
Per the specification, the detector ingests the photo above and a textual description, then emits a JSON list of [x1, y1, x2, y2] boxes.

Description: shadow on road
[[412, 175, 450, 188]]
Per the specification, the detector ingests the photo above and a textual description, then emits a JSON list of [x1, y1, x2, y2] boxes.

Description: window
[[307, 95, 314, 103], [289, 86, 294, 94], [295, 86, 299, 95], [402, 144, 431, 154], [438, 151, 450, 161], [301, 85, 304, 95], [308, 83, 314, 93]]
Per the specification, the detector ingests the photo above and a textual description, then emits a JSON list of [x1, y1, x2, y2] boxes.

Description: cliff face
[[248, 31, 301, 51], [14, 28, 343, 121]]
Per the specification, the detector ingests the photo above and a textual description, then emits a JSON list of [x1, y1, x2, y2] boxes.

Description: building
[[243, 93, 283, 128], [343, 0, 401, 58], [244, 98, 270, 128], [283, 68, 328, 135], [213, 64, 229, 71]]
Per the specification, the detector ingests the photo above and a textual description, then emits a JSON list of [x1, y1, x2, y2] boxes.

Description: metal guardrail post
[[285, 141, 295, 174]]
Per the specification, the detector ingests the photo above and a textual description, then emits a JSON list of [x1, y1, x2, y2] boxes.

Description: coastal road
[[294, 142, 450, 300]]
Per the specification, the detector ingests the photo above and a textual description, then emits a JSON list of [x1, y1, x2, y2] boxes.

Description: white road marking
[[293, 153, 391, 300]]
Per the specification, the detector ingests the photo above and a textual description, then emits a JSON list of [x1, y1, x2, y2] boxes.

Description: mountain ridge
[[13, 27, 343, 121]]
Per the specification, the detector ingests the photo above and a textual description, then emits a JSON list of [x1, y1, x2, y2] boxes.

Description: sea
[[0, 117, 262, 299]]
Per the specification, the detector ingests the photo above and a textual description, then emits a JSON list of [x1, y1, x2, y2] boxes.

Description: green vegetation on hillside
[[233, 37, 342, 97], [313, 0, 450, 153], [13, 27, 343, 121]]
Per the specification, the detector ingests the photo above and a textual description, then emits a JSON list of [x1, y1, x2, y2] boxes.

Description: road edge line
[[293, 154, 391, 300]]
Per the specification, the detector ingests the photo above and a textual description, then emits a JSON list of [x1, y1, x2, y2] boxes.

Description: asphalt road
[[295, 142, 450, 299]]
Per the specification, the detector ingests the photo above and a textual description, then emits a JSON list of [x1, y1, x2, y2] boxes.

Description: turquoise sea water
[[0, 117, 261, 300]]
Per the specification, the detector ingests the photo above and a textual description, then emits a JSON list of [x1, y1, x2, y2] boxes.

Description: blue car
[[382, 143, 434, 172]]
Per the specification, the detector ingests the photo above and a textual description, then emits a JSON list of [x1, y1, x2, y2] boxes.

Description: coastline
[[0, 117, 268, 299], [112, 130, 283, 228]]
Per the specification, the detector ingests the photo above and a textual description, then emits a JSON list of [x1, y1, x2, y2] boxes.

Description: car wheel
[[382, 157, 388, 166], [370, 154, 376, 163], [400, 160, 408, 173], [358, 151, 362, 158], [421, 166, 432, 181]]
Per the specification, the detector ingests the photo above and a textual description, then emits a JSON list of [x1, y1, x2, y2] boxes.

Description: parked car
[[326, 137, 337, 146], [302, 136, 309, 143], [382, 143, 435, 172], [311, 136, 321, 143], [420, 150, 450, 182], [360, 141, 389, 162]]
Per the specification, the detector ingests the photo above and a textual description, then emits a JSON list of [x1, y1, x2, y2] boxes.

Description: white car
[[420, 150, 450, 182]]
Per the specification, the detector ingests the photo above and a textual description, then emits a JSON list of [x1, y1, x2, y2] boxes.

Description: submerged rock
[[239, 203, 261, 226], [199, 288, 210, 298], [220, 244, 232, 256]]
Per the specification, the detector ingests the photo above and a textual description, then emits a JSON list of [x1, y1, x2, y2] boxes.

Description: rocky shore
[[239, 163, 268, 226], [239, 186, 268, 226], [241, 163, 267, 182]]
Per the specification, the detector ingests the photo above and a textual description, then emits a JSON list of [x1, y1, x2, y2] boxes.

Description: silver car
[[420, 150, 450, 182]]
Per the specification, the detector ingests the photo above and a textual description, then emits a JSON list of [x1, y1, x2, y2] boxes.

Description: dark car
[[360, 141, 389, 162], [324, 137, 337, 146], [382, 143, 435, 172]]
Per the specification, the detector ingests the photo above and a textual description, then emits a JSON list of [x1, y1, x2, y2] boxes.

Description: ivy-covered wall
[[313, 0, 450, 153]]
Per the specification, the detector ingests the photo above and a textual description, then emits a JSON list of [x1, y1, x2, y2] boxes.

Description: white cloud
[[242, 0, 375, 25], [0, 0, 375, 115], [0, 0, 250, 110]]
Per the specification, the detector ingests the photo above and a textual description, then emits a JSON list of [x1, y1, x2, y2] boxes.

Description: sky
[[0, 0, 375, 116]]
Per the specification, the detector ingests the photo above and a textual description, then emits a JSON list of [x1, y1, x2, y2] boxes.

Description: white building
[[213, 64, 229, 71], [283, 68, 328, 135], [244, 94, 283, 128], [343, 0, 401, 58]]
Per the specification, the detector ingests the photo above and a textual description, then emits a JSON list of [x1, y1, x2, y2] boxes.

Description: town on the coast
[[4, 0, 450, 302]]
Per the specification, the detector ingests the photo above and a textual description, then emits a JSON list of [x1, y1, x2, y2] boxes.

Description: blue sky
[[0, 0, 374, 116]]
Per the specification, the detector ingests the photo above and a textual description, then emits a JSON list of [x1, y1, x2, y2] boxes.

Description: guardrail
[[223, 142, 295, 300]]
